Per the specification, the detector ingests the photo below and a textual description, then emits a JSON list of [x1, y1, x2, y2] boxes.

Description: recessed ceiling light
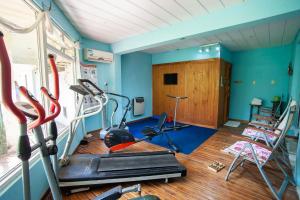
[[198, 49, 203, 53], [216, 46, 220, 51], [205, 48, 210, 52]]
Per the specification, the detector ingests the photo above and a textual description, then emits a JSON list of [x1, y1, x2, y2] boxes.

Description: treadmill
[[58, 79, 186, 190]]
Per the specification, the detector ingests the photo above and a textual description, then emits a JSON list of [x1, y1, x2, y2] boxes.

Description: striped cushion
[[223, 141, 271, 165], [242, 127, 278, 144]]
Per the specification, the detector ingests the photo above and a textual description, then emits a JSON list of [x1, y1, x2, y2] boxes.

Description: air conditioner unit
[[83, 48, 113, 63]]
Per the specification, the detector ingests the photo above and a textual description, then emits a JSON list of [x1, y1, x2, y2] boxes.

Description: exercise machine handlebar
[[18, 86, 46, 130], [108, 98, 118, 128], [41, 86, 61, 123], [0, 31, 26, 124], [166, 95, 188, 100], [48, 54, 59, 113], [78, 79, 104, 96], [107, 92, 131, 107]]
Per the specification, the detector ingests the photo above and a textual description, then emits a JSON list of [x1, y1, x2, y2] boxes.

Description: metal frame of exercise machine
[[164, 95, 190, 131], [59, 83, 107, 166], [100, 91, 131, 139]]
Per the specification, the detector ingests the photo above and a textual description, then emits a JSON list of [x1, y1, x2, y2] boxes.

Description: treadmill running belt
[[98, 154, 180, 172]]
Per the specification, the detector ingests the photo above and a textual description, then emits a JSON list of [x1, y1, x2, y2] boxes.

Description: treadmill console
[[69, 85, 89, 96]]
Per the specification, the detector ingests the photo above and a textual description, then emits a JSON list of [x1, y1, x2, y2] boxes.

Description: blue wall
[[121, 52, 152, 121], [290, 32, 300, 104], [294, 43, 300, 186], [229, 45, 293, 120], [290, 30, 300, 186], [221, 45, 233, 63], [152, 44, 220, 64]]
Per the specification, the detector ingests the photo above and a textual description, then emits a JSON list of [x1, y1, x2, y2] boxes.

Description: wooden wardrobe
[[152, 58, 231, 129]]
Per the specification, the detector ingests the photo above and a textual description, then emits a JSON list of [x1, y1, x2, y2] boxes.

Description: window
[[0, 0, 41, 178], [47, 25, 77, 133], [0, 1, 78, 180]]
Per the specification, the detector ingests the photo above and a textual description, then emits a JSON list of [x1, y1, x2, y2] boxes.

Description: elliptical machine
[[0, 32, 63, 200], [100, 91, 131, 139], [77, 81, 136, 152]]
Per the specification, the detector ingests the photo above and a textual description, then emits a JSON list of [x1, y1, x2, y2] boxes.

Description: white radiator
[[133, 97, 144, 116]]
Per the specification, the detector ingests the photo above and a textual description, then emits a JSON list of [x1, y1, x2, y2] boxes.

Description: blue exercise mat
[[128, 117, 217, 154]]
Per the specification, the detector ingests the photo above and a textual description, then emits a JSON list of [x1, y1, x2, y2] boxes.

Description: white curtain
[[0, 10, 76, 49], [0, 11, 52, 34]]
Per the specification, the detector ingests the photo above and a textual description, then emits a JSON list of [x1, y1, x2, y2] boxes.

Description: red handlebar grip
[[19, 86, 45, 129], [48, 54, 59, 113], [41, 87, 61, 123], [0, 32, 26, 123]]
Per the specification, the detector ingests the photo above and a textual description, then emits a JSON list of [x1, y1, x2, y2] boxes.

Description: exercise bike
[[100, 91, 131, 139]]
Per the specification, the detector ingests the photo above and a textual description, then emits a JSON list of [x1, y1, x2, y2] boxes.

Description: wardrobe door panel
[[153, 59, 222, 128], [152, 63, 186, 120], [186, 60, 219, 126]]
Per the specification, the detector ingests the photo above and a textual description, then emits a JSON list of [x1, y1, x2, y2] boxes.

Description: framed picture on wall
[[80, 63, 98, 109]]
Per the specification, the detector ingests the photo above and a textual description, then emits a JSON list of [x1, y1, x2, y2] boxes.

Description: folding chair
[[224, 102, 296, 200], [243, 99, 293, 147], [256, 95, 283, 119], [250, 98, 290, 127]]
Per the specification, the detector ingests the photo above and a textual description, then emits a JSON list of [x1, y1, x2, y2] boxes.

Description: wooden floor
[[53, 126, 298, 200]]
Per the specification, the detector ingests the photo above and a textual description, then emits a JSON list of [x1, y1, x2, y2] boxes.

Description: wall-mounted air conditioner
[[83, 48, 113, 63]]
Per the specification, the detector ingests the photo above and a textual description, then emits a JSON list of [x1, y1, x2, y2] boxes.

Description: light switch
[[252, 80, 256, 85], [271, 80, 276, 85]]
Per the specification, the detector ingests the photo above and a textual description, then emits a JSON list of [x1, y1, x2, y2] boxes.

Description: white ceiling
[[143, 14, 300, 53], [55, 0, 245, 43], [55, 0, 300, 53]]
